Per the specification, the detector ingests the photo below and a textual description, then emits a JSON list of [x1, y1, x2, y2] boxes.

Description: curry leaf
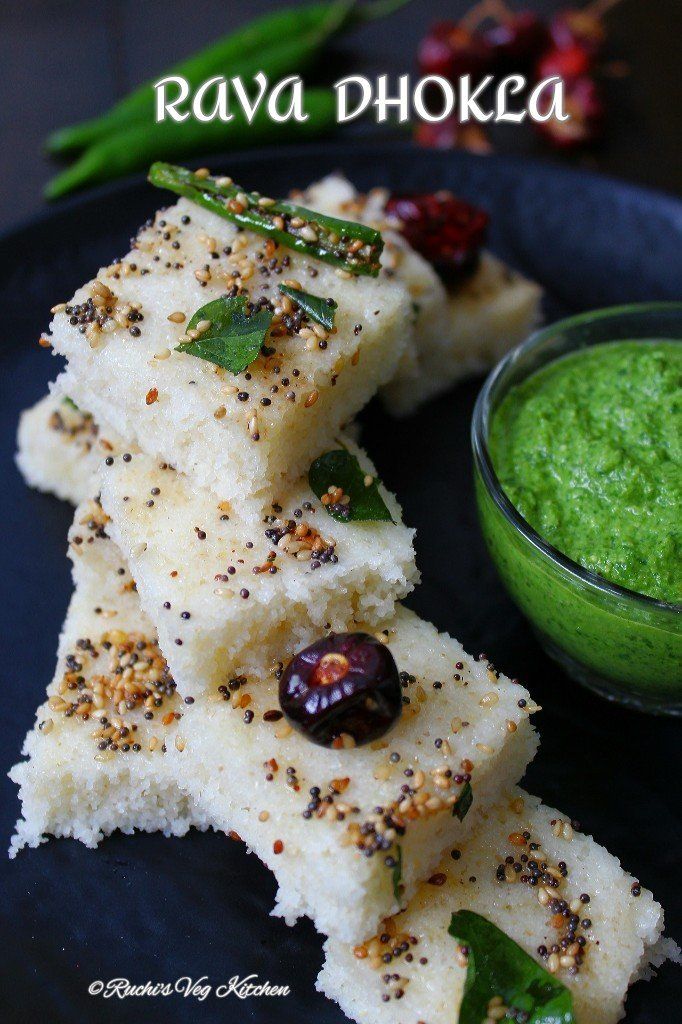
[[453, 781, 473, 821], [176, 295, 272, 374], [308, 449, 393, 523], [449, 911, 575, 1024], [278, 284, 337, 330]]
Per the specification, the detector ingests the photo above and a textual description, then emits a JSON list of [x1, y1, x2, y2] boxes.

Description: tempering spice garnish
[[495, 826, 593, 978], [49, 402, 97, 443], [149, 162, 384, 276], [308, 449, 393, 522], [353, 916, 421, 1002], [177, 295, 273, 373], [45, 629, 179, 756], [448, 910, 575, 1024], [278, 283, 338, 330]]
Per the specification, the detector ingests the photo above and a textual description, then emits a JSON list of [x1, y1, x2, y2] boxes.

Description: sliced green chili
[[148, 162, 384, 275]]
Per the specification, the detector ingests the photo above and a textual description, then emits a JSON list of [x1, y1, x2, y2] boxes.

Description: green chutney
[[490, 341, 682, 604]]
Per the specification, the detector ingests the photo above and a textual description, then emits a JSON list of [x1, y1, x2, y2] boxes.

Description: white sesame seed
[[479, 692, 499, 708]]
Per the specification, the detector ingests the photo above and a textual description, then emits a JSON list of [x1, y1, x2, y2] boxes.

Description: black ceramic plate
[[1, 142, 680, 1023]]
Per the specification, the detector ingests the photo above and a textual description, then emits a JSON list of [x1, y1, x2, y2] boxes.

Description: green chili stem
[[47, 0, 358, 155], [45, 91, 337, 200], [147, 162, 384, 276]]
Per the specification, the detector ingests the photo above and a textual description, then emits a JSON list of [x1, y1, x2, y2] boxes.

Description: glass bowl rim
[[471, 301, 682, 615]]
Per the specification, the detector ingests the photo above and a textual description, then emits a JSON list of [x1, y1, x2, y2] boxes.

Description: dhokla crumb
[[46, 195, 413, 514], [302, 174, 543, 416], [97, 440, 418, 698], [11, 518, 537, 944], [318, 788, 679, 1024]]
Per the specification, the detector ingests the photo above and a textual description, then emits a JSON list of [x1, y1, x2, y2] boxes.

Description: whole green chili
[[45, 90, 337, 199], [47, 0, 411, 155], [147, 160, 384, 275]]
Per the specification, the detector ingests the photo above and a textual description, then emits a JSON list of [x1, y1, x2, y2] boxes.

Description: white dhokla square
[[98, 443, 418, 698], [11, 518, 538, 945], [16, 391, 126, 505], [47, 194, 412, 513], [169, 606, 538, 942], [9, 499, 200, 856], [319, 788, 675, 1024], [17, 388, 363, 508], [303, 175, 542, 415]]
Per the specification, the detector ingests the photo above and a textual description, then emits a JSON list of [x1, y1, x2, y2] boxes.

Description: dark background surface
[[0, 0, 681, 232], [0, 143, 680, 1022], [0, 0, 680, 1017]]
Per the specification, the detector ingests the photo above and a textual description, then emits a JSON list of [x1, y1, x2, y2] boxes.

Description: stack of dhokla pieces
[[11, 167, 675, 1023]]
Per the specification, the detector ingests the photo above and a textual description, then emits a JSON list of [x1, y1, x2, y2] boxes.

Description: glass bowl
[[471, 303, 682, 715]]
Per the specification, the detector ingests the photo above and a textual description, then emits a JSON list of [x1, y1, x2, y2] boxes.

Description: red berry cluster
[[417, 1, 616, 151]]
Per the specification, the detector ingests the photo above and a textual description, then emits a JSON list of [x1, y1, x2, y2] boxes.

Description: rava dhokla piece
[[46, 182, 412, 514], [9, 498, 200, 856], [319, 788, 678, 1024], [97, 441, 418, 698], [163, 606, 538, 943], [11, 512, 538, 944], [302, 175, 543, 415], [16, 390, 127, 505]]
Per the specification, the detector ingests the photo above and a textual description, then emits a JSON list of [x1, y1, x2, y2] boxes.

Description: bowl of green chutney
[[472, 303, 682, 714]]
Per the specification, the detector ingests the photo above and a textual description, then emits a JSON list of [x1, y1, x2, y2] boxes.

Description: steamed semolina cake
[[166, 606, 538, 942], [47, 192, 412, 513], [16, 391, 126, 505], [9, 498, 199, 856], [398, 251, 544, 415], [17, 387, 360, 507], [98, 442, 418, 698], [319, 788, 676, 1024], [302, 174, 542, 416], [11, 499, 539, 941], [302, 174, 448, 399]]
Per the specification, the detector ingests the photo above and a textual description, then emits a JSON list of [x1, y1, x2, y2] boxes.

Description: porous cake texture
[[16, 390, 126, 505], [395, 251, 544, 415], [47, 195, 412, 514], [98, 442, 418, 698], [303, 174, 543, 415], [11, 517, 537, 945], [169, 605, 538, 943], [319, 788, 675, 1024], [9, 498, 200, 856]]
